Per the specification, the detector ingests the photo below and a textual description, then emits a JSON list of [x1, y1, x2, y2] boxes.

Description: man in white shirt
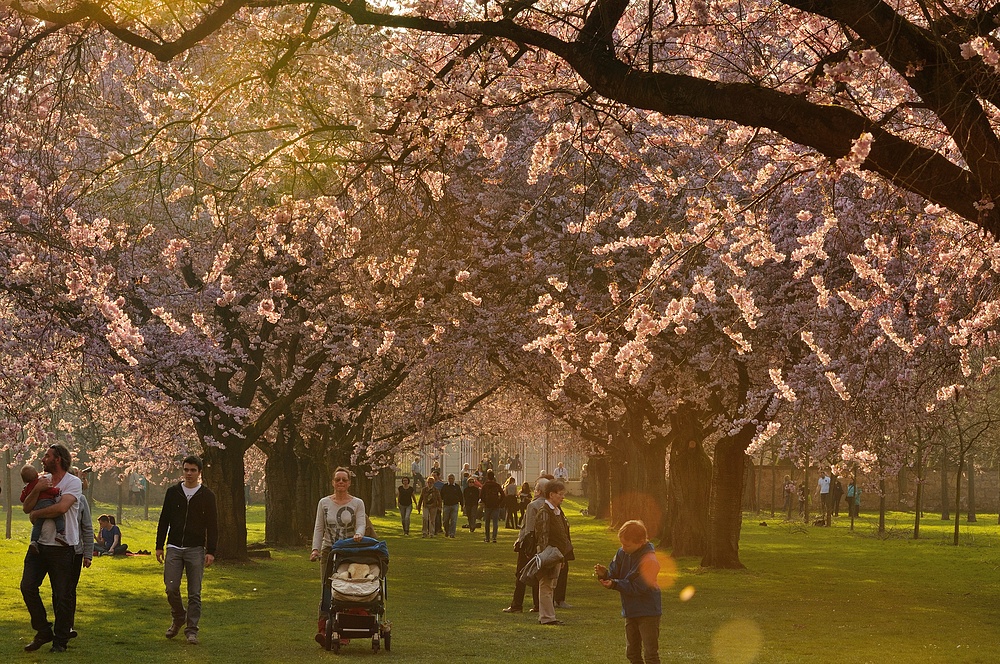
[[553, 462, 569, 481], [21, 444, 83, 653], [815, 470, 832, 525]]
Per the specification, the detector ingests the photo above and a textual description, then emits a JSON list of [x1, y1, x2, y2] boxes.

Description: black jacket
[[535, 503, 574, 561], [480, 480, 504, 509], [440, 483, 463, 506], [156, 483, 219, 556]]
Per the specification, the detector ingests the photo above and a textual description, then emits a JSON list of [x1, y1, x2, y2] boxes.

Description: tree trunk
[[349, 467, 394, 518], [849, 470, 857, 532], [967, 454, 977, 523], [369, 468, 396, 516], [803, 463, 811, 524], [262, 423, 300, 546], [953, 452, 964, 546], [701, 429, 752, 570], [117, 480, 123, 525], [941, 453, 950, 520], [351, 470, 375, 516], [587, 454, 611, 519], [825, 472, 836, 526], [878, 478, 886, 534], [263, 442, 327, 546], [202, 444, 249, 561], [665, 434, 711, 557], [769, 457, 777, 517], [741, 461, 758, 512], [913, 433, 924, 539], [896, 464, 908, 511], [608, 409, 668, 539], [4, 448, 11, 539]]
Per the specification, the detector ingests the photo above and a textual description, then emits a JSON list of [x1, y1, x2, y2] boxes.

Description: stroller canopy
[[331, 537, 389, 567]]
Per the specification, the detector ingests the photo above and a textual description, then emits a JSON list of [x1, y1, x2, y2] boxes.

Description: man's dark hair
[[49, 444, 72, 471], [182, 455, 203, 470]]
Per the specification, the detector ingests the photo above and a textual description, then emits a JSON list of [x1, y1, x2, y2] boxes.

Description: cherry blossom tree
[[7, 1, 1000, 570], [12, 2, 1000, 234]]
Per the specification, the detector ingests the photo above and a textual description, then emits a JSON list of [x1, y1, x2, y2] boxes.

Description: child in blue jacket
[[595, 520, 662, 664]]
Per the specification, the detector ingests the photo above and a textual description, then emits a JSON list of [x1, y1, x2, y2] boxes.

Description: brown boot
[[315, 617, 326, 646]]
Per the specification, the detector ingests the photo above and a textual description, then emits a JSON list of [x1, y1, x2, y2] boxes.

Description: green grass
[[2, 501, 1000, 662]]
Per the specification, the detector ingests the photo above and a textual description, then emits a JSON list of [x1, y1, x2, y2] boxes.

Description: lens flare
[[679, 585, 696, 602], [711, 619, 762, 664], [653, 550, 677, 589]]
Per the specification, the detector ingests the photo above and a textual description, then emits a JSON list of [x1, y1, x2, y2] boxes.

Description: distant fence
[[748, 463, 1000, 514], [401, 427, 588, 486]]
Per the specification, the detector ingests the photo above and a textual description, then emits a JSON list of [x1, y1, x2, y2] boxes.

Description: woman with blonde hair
[[309, 467, 366, 646]]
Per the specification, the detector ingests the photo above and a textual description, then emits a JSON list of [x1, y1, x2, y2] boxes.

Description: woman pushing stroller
[[310, 467, 367, 646]]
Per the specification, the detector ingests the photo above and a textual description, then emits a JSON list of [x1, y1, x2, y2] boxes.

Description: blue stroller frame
[[322, 537, 390, 653]]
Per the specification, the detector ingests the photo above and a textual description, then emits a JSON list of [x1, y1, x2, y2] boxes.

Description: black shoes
[[501, 606, 522, 613], [51, 644, 67, 652], [24, 634, 52, 651]]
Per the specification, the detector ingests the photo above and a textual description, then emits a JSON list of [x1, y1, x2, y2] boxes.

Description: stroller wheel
[[326, 616, 340, 653], [372, 636, 380, 652]]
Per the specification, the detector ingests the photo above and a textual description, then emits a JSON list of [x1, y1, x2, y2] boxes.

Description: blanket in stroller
[[331, 561, 382, 602], [328, 537, 389, 604]]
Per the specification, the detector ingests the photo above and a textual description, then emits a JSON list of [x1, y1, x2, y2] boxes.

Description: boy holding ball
[[595, 520, 662, 664]]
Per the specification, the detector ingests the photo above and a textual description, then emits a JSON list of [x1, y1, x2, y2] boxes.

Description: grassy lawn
[[2, 499, 1000, 662]]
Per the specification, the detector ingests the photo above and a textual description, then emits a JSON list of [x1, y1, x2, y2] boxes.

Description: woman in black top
[[397, 477, 415, 536]]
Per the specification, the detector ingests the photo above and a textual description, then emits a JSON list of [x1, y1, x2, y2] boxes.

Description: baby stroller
[[323, 537, 390, 653]]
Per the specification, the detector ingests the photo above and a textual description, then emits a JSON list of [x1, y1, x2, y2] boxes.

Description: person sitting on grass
[[95, 515, 128, 556], [595, 520, 662, 664], [20, 465, 67, 554]]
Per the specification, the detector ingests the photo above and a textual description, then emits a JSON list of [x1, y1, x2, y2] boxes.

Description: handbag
[[518, 545, 564, 584]]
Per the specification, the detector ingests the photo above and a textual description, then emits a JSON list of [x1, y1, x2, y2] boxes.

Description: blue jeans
[[442, 504, 459, 537], [164, 546, 205, 636], [400, 505, 412, 535], [483, 508, 501, 540], [21, 544, 75, 647], [29, 498, 65, 543]]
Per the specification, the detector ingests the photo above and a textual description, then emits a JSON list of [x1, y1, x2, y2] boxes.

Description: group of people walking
[[17, 446, 218, 653], [397, 468, 533, 540], [17, 447, 660, 663]]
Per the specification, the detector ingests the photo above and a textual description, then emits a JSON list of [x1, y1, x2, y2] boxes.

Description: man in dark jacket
[[155, 455, 218, 645], [462, 474, 481, 532], [440, 474, 463, 538], [479, 470, 505, 543]]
